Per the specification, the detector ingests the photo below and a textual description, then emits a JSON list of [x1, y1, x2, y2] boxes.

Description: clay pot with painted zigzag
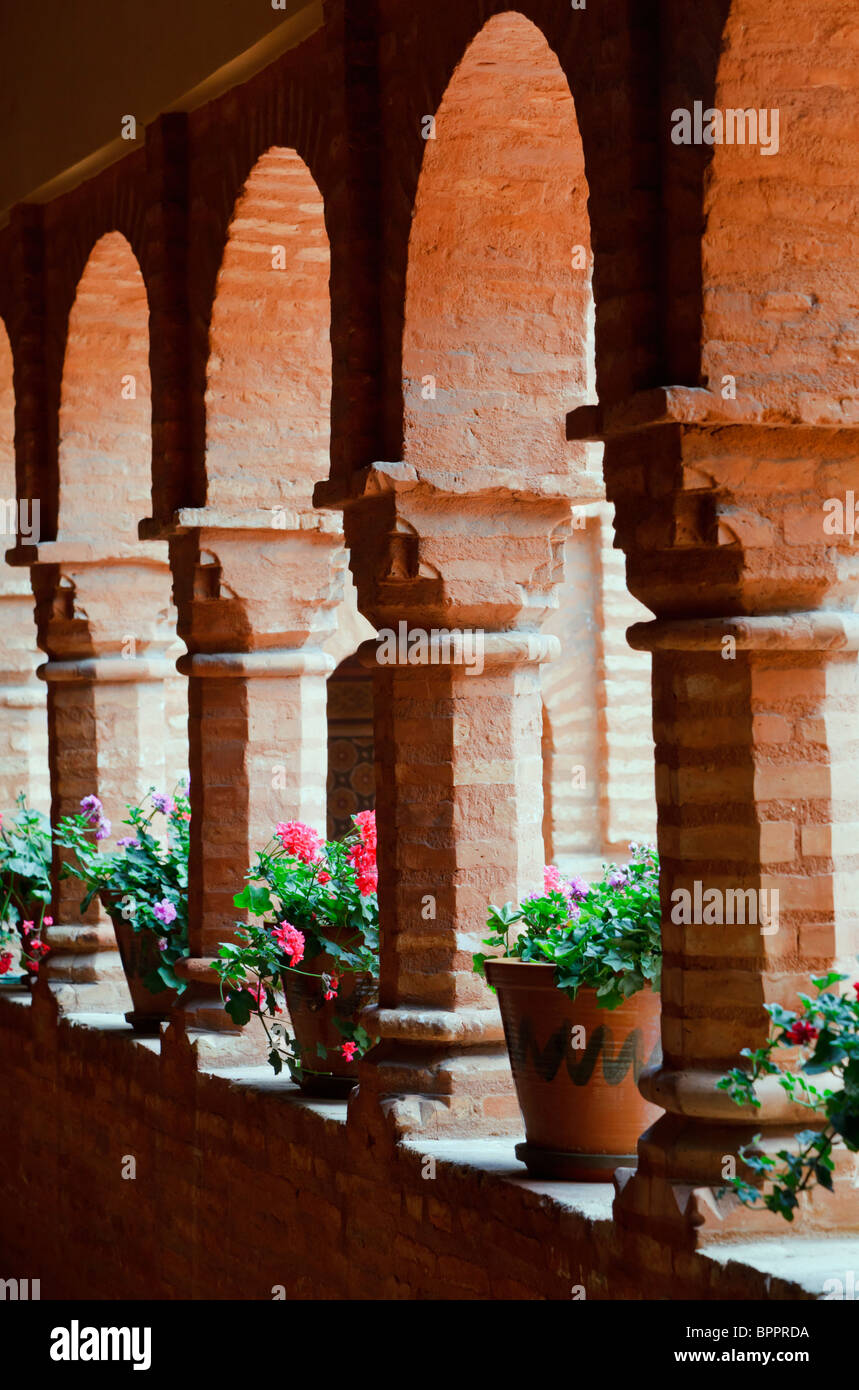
[[485, 959, 662, 1180]]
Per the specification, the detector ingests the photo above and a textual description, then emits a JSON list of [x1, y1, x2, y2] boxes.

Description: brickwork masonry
[[0, 991, 830, 1301]]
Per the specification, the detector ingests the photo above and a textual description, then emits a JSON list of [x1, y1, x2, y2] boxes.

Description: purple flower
[[606, 869, 628, 889], [158, 937, 169, 952], [80, 794, 104, 827], [566, 876, 590, 903], [153, 899, 177, 926], [94, 818, 111, 841], [151, 794, 174, 815], [117, 836, 138, 849]]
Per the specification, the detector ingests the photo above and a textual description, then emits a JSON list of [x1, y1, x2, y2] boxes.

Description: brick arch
[[372, 0, 660, 471], [698, 0, 859, 419], [401, 10, 594, 479], [21, 155, 153, 539], [57, 231, 152, 543], [204, 147, 331, 511], [46, 163, 151, 338]]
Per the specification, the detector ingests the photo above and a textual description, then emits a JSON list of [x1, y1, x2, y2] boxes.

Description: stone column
[[316, 461, 602, 1138], [569, 389, 859, 1246], [17, 541, 177, 1012], [163, 511, 345, 1056], [0, 567, 48, 809]]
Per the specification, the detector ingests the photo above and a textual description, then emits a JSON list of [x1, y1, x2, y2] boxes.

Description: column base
[[170, 957, 270, 1068], [350, 1043, 522, 1140], [348, 1004, 522, 1140], [612, 1112, 859, 1250], [41, 922, 131, 1014]]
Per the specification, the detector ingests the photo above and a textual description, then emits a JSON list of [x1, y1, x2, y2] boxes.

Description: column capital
[[314, 459, 604, 511], [567, 386, 859, 440], [317, 462, 596, 632], [139, 505, 343, 541], [356, 630, 560, 670], [176, 647, 335, 678], [6, 538, 170, 569], [37, 655, 177, 684], [628, 610, 859, 654], [167, 518, 348, 654], [22, 547, 177, 664]]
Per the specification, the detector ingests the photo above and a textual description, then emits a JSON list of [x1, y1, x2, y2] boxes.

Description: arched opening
[[206, 148, 332, 511], [56, 233, 187, 796], [203, 148, 375, 859], [402, 12, 654, 879], [58, 233, 153, 544], [0, 320, 49, 811], [326, 653, 375, 842], [402, 11, 595, 477]]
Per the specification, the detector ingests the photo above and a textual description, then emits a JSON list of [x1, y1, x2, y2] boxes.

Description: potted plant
[[53, 787, 190, 1030], [718, 970, 859, 1220], [0, 794, 52, 986], [474, 844, 663, 1179], [213, 811, 379, 1094]]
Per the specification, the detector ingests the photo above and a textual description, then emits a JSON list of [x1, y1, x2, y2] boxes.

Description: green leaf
[[226, 991, 253, 1027], [156, 962, 181, 990], [234, 882, 273, 916]]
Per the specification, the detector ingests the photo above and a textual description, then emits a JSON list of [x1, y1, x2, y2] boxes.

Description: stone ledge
[[699, 1237, 859, 1299]]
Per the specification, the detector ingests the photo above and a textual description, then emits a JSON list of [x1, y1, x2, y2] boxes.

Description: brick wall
[[0, 991, 819, 1301]]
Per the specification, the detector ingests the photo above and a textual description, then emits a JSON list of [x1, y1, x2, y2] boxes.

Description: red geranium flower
[[785, 1020, 819, 1046]]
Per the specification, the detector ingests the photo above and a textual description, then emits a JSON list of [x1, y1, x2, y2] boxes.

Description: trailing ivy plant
[[473, 843, 662, 1010], [213, 812, 379, 1078], [0, 794, 53, 979], [53, 786, 190, 996], [717, 971, 859, 1221]]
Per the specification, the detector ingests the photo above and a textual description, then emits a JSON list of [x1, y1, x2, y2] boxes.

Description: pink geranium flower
[[543, 864, 562, 893], [153, 899, 177, 927], [271, 920, 305, 967], [275, 821, 323, 864]]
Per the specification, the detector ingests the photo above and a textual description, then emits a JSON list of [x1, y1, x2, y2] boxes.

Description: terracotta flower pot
[[485, 958, 663, 1180], [103, 896, 180, 1032], [282, 939, 377, 1098], [0, 923, 25, 986]]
